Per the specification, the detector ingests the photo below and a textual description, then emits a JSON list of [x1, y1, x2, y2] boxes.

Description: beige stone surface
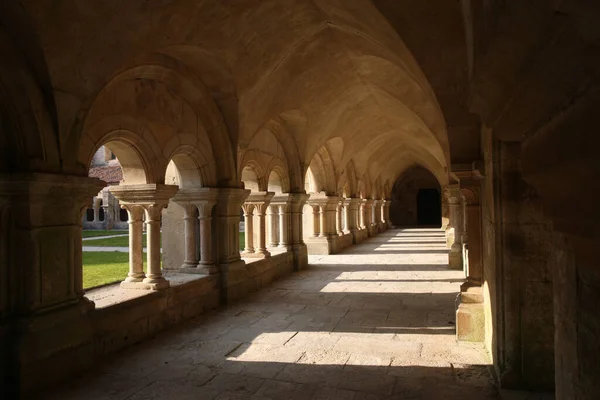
[[44, 229, 498, 400]]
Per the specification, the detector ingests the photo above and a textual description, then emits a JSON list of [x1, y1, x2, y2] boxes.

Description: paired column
[[241, 191, 274, 258], [111, 184, 178, 290], [173, 188, 218, 275]]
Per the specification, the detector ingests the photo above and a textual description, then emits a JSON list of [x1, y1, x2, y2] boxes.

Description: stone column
[[181, 204, 198, 269], [93, 197, 100, 222], [172, 188, 218, 275], [111, 184, 178, 290], [254, 203, 269, 256], [267, 205, 279, 246], [336, 199, 345, 235], [384, 199, 392, 228], [318, 204, 326, 237], [344, 199, 352, 234], [243, 192, 274, 258], [363, 199, 374, 236], [379, 200, 388, 230], [287, 193, 309, 270], [241, 203, 255, 254], [461, 185, 483, 287], [278, 204, 291, 249], [122, 204, 145, 283], [143, 204, 169, 289], [215, 188, 250, 303], [197, 201, 216, 274], [446, 186, 464, 270], [311, 204, 321, 237]]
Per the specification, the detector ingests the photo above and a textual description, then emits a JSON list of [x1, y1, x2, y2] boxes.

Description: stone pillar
[[242, 191, 274, 258], [143, 204, 169, 289], [0, 173, 105, 396], [111, 184, 178, 290], [241, 203, 255, 254], [318, 204, 326, 237], [172, 188, 218, 275], [363, 199, 374, 236], [384, 199, 392, 228], [311, 204, 321, 237], [372, 199, 382, 232], [446, 186, 464, 270], [181, 204, 199, 269], [267, 205, 279, 246], [359, 199, 368, 229], [306, 195, 340, 254], [336, 199, 345, 235], [441, 194, 450, 230], [345, 197, 361, 242], [278, 203, 291, 249], [93, 197, 100, 222], [215, 188, 250, 303], [122, 204, 145, 282], [461, 185, 483, 287], [255, 204, 269, 256], [287, 193, 309, 270], [197, 201, 216, 274]]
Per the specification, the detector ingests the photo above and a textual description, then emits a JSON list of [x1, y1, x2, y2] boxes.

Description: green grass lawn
[[82, 232, 245, 288], [83, 252, 129, 288], [84, 234, 147, 247], [82, 230, 127, 238]]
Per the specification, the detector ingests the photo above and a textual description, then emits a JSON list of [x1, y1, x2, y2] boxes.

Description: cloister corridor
[[44, 229, 498, 400]]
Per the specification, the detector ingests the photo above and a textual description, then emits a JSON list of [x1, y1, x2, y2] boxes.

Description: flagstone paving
[[45, 229, 501, 400]]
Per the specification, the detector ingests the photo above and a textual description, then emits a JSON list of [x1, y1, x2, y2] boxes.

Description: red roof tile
[[89, 165, 123, 184]]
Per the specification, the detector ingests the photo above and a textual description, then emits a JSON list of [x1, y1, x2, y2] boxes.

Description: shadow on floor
[[43, 228, 501, 400]]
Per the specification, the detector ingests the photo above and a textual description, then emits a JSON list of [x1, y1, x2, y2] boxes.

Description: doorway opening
[[417, 188, 441, 227]]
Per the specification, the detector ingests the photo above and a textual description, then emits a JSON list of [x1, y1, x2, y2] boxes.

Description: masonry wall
[[481, 129, 555, 391]]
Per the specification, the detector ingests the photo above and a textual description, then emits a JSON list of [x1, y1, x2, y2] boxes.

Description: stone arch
[[239, 149, 268, 192], [164, 152, 203, 189], [266, 158, 290, 194], [358, 174, 372, 199], [87, 132, 152, 185], [253, 114, 305, 192], [0, 25, 59, 172], [73, 60, 236, 186], [81, 116, 160, 184]]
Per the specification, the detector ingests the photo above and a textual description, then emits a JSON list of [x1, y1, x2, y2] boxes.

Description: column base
[[242, 250, 271, 258], [448, 251, 463, 270], [456, 286, 485, 342], [121, 279, 170, 290]]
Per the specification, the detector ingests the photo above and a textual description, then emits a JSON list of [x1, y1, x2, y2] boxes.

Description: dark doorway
[[417, 188, 441, 227]]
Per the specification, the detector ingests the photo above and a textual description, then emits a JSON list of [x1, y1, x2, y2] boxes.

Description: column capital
[[216, 188, 251, 214], [0, 173, 106, 223], [110, 184, 179, 207], [245, 191, 274, 214], [121, 204, 145, 221], [241, 202, 255, 215]]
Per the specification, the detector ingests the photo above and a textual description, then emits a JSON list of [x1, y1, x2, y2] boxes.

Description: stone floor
[[44, 228, 500, 400]]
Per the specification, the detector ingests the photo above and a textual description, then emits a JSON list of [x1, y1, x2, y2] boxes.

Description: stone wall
[[481, 129, 555, 391]]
